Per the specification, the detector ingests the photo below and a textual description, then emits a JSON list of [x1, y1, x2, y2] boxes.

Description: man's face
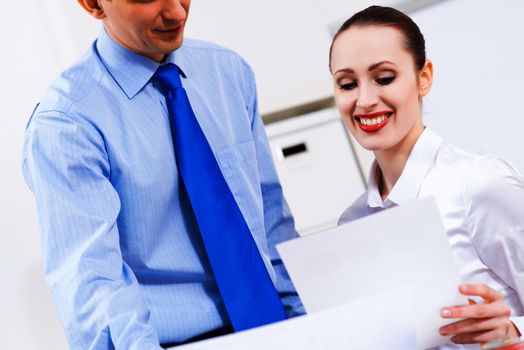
[[99, 0, 191, 62]]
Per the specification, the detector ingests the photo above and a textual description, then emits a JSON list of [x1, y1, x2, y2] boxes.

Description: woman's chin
[[355, 138, 390, 153]]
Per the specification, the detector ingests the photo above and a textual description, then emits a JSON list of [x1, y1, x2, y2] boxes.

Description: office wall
[[0, 3, 69, 349], [412, 0, 524, 174], [186, 0, 400, 114]]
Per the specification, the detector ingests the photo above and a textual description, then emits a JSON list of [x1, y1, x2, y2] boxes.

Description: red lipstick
[[353, 111, 392, 133]]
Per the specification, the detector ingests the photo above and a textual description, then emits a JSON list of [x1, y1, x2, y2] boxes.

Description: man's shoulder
[[179, 38, 249, 69], [182, 38, 239, 55], [38, 44, 106, 114]]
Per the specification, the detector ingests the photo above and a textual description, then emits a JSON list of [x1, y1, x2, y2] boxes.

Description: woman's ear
[[77, 0, 106, 20], [419, 60, 433, 97]]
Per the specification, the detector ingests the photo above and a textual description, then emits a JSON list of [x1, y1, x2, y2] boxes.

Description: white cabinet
[[266, 108, 366, 235]]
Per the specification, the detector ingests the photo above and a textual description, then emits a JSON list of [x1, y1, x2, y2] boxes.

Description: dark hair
[[329, 5, 426, 72]]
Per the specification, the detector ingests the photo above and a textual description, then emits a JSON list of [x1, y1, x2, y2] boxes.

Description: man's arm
[[23, 110, 163, 349], [241, 63, 306, 317]]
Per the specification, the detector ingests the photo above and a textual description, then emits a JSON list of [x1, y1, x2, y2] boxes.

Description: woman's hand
[[439, 284, 520, 344]]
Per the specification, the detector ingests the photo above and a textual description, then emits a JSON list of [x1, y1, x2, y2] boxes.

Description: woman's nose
[[356, 84, 379, 110]]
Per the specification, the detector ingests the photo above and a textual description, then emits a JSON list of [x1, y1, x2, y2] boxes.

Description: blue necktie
[[153, 64, 286, 331]]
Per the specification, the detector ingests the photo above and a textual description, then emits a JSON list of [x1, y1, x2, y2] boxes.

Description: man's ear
[[77, 0, 106, 20], [419, 60, 433, 97]]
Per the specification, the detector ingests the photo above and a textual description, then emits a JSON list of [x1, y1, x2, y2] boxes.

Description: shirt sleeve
[[241, 62, 306, 317], [23, 110, 163, 350], [464, 157, 524, 332]]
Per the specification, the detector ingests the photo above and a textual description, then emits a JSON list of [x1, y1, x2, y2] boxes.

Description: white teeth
[[358, 114, 389, 126]]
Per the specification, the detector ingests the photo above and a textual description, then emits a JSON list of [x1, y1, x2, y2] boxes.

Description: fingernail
[[461, 284, 469, 293], [440, 327, 448, 336], [441, 308, 452, 317]]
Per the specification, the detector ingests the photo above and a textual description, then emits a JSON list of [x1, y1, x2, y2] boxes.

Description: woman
[[330, 5, 524, 349]]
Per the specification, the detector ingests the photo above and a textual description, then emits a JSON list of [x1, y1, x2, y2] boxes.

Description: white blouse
[[339, 128, 524, 350]]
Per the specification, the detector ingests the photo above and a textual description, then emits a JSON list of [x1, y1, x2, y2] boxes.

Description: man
[[22, 0, 303, 348]]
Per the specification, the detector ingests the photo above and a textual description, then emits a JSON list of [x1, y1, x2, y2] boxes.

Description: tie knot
[[153, 63, 183, 92]]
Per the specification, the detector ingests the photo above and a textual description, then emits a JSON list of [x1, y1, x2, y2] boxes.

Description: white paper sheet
[[277, 197, 466, 349], [172, 286, 416, 350]]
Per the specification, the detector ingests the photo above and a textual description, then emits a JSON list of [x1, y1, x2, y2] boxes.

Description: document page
[[277, 197, 466, 349], [173, 287, 416, 350]]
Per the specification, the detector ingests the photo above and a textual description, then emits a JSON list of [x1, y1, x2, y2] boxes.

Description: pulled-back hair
[[329, 5, 426, 71]]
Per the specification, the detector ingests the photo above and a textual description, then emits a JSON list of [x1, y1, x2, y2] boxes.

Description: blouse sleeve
[[464, 156, 524, 331]]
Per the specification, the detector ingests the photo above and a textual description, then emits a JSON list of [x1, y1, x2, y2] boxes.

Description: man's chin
[[157, 39, 184, 54]]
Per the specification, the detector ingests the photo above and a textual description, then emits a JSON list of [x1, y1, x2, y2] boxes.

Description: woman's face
[[330, 25, 432, 153]]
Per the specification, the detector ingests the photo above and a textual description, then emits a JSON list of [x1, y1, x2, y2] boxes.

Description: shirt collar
[[367, 127, 443, 208], [95, 28, 188, 98]]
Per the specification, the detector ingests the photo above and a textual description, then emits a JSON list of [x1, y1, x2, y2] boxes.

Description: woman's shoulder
[[436, 141, 524, 208], [437, 142, 484, 168], [463, 154, 523, 203], [436, 141, 521, 185]]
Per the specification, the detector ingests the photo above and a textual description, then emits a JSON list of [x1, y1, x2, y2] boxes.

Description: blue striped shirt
[[23, 29, 303, 349]]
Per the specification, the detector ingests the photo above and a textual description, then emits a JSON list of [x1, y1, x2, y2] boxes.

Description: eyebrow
[[334, 61, 396, 75], [369, 61, 396, 71]]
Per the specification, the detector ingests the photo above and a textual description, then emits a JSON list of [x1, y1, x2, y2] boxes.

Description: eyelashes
[[338, 76, 396, 91], [340, 82, 357, 90], [376, 76, 396, 85]]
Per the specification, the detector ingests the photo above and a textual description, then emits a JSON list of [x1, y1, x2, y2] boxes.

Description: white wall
[[412, 0, 524, 174], [186, 0, 400, 114], [0, 2, 69, 349]]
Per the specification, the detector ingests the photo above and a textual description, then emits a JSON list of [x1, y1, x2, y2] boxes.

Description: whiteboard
[[412, 0, 524, 174]]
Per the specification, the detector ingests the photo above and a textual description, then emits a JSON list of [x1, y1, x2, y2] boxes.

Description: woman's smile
[[353, 111, 393, 132]]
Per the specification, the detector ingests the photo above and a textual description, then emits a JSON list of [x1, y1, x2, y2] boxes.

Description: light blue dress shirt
[[23, 29, 303, 349]]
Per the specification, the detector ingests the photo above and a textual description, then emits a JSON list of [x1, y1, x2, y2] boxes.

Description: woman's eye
[[376, 76, 396, 85], [339, 82, 357, 90]]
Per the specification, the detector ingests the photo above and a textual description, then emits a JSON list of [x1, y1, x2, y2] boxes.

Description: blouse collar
[[366, 127, 443, 208]]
